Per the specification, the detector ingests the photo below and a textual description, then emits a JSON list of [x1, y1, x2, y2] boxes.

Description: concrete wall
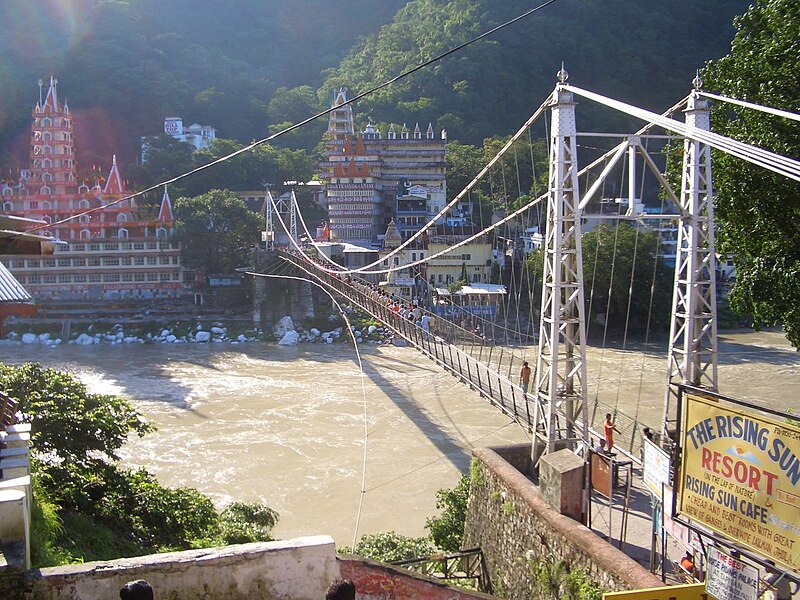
[[463, 445, 662, 599], [339, 556, 494, 600], [29, 536, 338, 600]]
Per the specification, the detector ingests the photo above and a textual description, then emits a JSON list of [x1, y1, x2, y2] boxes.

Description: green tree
[[425, 474, 470, 552], [581, 223, 673, 334], [342, 531, 433, 562], [702, 0, 800, 347], [173, 189, 262, 274]]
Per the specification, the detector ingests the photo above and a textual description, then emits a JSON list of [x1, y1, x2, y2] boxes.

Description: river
[[0, 330, 797, 546]]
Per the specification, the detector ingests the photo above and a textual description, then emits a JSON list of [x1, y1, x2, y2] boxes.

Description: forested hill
[[1, 0, 748, 172], [322, 0, 750, 143], [0, 0, 405, 168]]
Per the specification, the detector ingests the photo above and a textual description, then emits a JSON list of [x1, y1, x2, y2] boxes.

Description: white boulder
[[195, 331, 211, 342], [274, 316, 295, 338], [278, 330, 300, 346], [22, 333, 37, 344], [368, 325, 377, 334], [211, 326, 226, 335], [75, 333, 95, 345], [38, 333, 51, 343], [166, 334, 177, 343], [310, 328, 321, 337], [237, 334, 246, 342]]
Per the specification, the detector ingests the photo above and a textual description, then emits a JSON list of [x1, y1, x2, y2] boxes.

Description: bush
[[426, 474, 470, 551], [340, 531, 433, 562]]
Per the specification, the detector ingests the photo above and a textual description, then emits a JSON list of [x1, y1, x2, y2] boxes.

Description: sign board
[[677, 394, 800, 571], [591, 451, 613, 499], [603, 582, 706, 600], [644, 438, 671, 496], [432, 305, 496, 317], [705, 547, 759, 600]]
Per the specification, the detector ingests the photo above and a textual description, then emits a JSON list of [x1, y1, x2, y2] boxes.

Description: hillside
[[0, 0, 749, 176]]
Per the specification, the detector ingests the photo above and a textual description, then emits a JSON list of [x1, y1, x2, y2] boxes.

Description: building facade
[[319, 88, 447, 244], [0, 77, 184, 301]]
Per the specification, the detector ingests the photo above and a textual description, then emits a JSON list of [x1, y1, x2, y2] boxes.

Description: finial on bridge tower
[[692, 69, 703, 91], [557, 62, 569, 84]]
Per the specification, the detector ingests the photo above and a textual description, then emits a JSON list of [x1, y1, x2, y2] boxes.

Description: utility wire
[[31, 0, 561, 234]]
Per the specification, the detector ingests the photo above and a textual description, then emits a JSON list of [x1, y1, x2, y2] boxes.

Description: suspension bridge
[[258, 69, 800, 464]]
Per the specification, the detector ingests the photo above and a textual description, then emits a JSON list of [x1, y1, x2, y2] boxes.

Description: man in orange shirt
[[604, 412, 619, 451], [520, 361, 532, 395]]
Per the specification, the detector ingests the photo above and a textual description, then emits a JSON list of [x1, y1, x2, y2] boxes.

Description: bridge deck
[[281, 252, 536, 431]]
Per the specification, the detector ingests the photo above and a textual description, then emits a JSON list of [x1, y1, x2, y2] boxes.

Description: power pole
[[662, 76, 719, 444]]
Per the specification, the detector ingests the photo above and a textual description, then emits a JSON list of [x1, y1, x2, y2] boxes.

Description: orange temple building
[[0, 77, 185, 302]]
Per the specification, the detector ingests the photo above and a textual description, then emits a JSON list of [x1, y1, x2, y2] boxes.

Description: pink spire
[[103, 155, 126, 195], [158, 186, 173, 223], [42, 76, 60, 113]]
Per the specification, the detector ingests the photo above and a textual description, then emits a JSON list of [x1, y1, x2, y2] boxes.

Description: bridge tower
[[262, 189, 298, 248], [533, 68, 589, 462], [662, 77, 718, 443]]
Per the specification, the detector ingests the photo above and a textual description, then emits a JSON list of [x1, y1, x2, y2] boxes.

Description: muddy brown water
[[0, 330, 796, 545]]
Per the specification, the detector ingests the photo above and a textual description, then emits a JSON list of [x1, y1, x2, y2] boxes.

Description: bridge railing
[[279, 252, 536, 429]]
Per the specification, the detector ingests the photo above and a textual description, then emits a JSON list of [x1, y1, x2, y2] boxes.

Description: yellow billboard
[[678, 394, 800, 571], [603, 583, 706, 600]]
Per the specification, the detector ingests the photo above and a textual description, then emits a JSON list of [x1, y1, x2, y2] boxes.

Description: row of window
[[10, 255, 179, 268], [21, 272, 181, 284], [56, 241, 177, 252], [35, 117, 70, 128]]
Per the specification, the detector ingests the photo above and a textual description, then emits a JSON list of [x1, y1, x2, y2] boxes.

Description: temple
[[319, 87, 448, 245], [0, 77, 184, 302]]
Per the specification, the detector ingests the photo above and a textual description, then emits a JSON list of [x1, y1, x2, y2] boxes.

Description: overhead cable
[[31, 0, 561, 233]]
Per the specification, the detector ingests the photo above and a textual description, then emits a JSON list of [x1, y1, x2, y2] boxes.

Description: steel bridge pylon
[[533, 70, 590, 464], [662, 82, 719, 443], [262, 188, 299, 249]]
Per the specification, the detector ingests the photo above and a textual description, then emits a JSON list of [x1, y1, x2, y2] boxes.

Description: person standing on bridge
[[604, 413, 620, 452], [520, 361, 532, 395]]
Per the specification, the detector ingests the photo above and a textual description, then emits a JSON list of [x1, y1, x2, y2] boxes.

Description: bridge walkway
[[280, 251, 537, 431]]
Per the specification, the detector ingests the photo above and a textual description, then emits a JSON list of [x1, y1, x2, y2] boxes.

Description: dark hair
[[120, 580, 153, 600], [325, 578, 356, 600]]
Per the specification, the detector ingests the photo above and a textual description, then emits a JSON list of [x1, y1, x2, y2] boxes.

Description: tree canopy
[[702, 0, 800, 348], [173, 189, 262, 274]]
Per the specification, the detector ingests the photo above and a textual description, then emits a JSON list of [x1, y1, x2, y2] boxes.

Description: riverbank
[[1, 307, 398, 348]]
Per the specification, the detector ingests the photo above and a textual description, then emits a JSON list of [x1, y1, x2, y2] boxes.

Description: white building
[[141, 117, 216, 162]]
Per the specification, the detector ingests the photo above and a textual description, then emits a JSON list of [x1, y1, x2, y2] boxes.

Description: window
[[80, 229, 91, 239], [28, 275, 41, 284], [173, 272, 181, 280], [147, 257, 157, 265], [42, 275, 57, 284], [72, 258, 86, 266], [103, 274, 120, 282], [134, 273, 146, 282], [156, 227, 167, 238], [88, 274, 101, 282], [102, 257, 119, 266], [89, 243, 100, 251], [122, 273, 133, 282], [147, 242, 157, 249], [88, 258, 101, 267], [134, 257, 144, 265], [73, 274, 86, 283], [117, 228, 128, 239], [147, 273, 158, 282], [57, 259, 70, 267], [11, 260, 24, 268], [73, 243, 85, 251], [438, 274, 443, 283], [133, 243, 144, 250], [58, 274, 71, 283], [116, 213, 127, 222], [172, 256, 179, 264], [121, 257, 131, 266], [159, 256, 170, 265], [42, 259, 55, 267], [159, 273, 171, 281], [462, 254, 471, 261], [78, 199, 89, 208]]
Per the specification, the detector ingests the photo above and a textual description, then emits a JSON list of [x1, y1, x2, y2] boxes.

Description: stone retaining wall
[[463, 444, 662, 599]]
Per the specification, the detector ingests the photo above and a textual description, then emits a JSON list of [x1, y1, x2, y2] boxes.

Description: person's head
[[598, 439, 606, 448], [606, 412, 612, 421], [325, 578, 356, 600], [120, 580, 153, 600], [523, 361, 529, 367]]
